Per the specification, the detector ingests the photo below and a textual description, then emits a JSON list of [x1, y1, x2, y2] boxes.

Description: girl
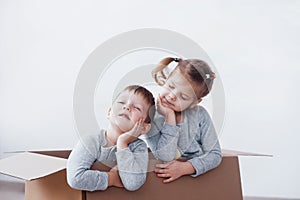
[[146, 57, 222, 183]]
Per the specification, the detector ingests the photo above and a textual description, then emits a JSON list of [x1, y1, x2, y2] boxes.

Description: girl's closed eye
[[181, 95, 190, 101], [117, 101, 125, 104]]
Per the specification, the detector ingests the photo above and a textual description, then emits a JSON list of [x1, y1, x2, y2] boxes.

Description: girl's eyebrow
[[171, 80, 192, 98]]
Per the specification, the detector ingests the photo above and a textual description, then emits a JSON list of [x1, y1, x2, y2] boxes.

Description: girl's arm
[[146, 117, 181, 161], [66, 135, 111, 191], [116, 140, 148, 191], [187, 108, 222, 177]]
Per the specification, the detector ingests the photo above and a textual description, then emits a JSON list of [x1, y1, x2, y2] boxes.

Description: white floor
[[0, 175, 25, 200]]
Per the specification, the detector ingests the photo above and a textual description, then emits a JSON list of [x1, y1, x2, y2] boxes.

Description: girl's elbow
[[123, 176, 146, 191], [155, 151, 175, 162], [124, 184, 143, 191]]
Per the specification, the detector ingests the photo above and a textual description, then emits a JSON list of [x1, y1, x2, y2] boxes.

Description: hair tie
[[206, 73, 216, 79], [173, 58, 180, 62]]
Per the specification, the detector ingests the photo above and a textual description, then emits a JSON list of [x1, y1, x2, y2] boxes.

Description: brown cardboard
[[87, 156, 243, 200], [0, 151, 81, 200], [25, 169, 82, 200], [0, 149, 266, 200]]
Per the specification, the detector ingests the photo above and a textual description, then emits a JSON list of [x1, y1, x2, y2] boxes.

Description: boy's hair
[[122, 85, 155, 123], [152, 57, 216, 98]]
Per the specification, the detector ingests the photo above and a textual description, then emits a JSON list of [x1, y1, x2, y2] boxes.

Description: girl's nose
[[168, 92, 176, 101]]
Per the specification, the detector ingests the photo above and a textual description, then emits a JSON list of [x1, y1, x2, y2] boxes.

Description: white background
[[1, 0, 299, 198]]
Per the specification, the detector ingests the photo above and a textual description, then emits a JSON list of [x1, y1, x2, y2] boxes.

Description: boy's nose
[[123, 104, 130, 111]]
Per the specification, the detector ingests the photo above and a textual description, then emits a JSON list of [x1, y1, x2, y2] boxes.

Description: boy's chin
[[116, 123, 133, 133]]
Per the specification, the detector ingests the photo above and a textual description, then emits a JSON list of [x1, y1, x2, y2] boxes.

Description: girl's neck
[[175, 111, 184, 124]]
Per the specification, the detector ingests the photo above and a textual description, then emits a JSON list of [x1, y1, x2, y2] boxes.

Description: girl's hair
[[152, 57, 216, 98], [122, 85, 155, 123]]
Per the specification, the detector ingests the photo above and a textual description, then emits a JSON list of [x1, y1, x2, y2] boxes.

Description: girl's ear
[[190, 98, 202, 108], [141, 123, 151, 135], [107, 108, 112, 119]]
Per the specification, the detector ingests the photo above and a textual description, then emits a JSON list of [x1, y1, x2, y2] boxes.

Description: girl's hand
[[157, 95, 176, 125], [154, 160, 196, 183], [117, 119, 151, 149], [107, 166, 124, 188]]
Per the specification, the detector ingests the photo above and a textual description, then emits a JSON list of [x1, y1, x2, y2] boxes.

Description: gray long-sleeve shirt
[[67, 130, 148, 191], [146, 105, 222, 177]]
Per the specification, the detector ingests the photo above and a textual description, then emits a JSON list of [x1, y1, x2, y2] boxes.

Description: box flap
[[222, 149, 272, 157], [0, 152, 67, 180]]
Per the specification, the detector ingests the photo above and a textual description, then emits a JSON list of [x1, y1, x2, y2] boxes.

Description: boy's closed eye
[[133, 106, 142, 111]]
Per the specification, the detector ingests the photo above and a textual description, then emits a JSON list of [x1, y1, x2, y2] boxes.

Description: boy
[[67, 85, 155, 191]]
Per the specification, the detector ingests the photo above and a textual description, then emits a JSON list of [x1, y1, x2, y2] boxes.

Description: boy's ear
[[141, 123, 151, 135], [190, 98, 202, 108], [107, 108, 112, 119]]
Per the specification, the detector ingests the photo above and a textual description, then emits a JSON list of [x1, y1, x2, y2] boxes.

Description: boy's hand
[[107, 166, 124, 188], [157, 95, 176, 125], [154, 160, 195, 183], [117, 119, 151, 149]]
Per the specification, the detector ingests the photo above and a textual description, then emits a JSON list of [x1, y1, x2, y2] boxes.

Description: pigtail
[[152, 57, 181, 86]]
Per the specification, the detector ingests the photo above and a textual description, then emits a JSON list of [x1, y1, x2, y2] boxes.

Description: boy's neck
[[105, 125, 122, 146]]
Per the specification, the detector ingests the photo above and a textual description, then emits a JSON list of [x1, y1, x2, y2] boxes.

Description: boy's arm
[[66, 135, 110, 191], [116, 140, 148, 191]]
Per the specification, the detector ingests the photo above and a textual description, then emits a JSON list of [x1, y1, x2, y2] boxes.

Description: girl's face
[[108, 91, 150, 132], [160, 70, 199, 112]]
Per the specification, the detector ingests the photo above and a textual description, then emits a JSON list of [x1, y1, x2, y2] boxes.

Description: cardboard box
[[0, 150, 268, 200]]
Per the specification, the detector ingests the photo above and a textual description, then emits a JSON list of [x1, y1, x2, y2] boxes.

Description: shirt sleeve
[[115, 140, 148, 191], [66, 135, 109, 191], [147, 122, 181, 161], [187, 108, 222, 177]]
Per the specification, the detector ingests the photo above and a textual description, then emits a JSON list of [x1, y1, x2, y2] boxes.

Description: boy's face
[[108, 90, 151, 132]]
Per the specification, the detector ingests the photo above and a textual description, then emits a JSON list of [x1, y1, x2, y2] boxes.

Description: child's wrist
[[182, 161, 196, 175], [165, 112, 176, 125], [107, 172, 114, 186], [116, 137, 128, 149]]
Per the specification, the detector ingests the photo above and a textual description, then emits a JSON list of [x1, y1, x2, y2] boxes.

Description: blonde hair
[[152, 57, 216, 98]]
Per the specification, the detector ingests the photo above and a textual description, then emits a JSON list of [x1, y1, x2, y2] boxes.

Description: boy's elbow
[[67, 176, 81, 190], [215, 152, 222, 167], [66, 169, 83, 190]]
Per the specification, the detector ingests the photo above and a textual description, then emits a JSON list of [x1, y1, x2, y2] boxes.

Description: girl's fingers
[[154, 168, 166, 173], [155, 163, 169, 169], [163, 177, 175, 183], [157, 173, 170, 178]]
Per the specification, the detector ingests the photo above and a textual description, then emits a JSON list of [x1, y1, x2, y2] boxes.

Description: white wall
[[1, 0, 299, 198]]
